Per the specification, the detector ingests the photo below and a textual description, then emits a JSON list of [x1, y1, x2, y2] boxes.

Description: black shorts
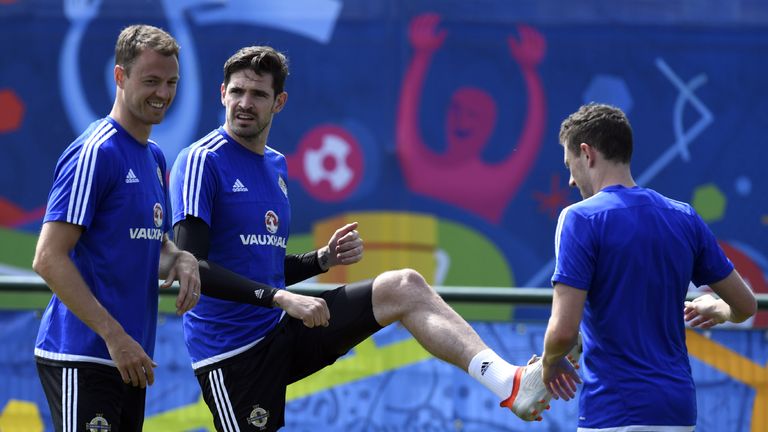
[[195, 280, 382, 432], [36, 358, 146, 432]]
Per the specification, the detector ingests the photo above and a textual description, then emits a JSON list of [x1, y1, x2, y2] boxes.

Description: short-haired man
[[33, 24, 200, 432], [542, 103, 756, 431], [169, 45, 579, 431]]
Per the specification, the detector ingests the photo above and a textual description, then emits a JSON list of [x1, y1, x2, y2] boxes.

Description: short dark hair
[[559, 103, 633, 164], [114, 25, 179, 76], [223, 46, 289, 96]]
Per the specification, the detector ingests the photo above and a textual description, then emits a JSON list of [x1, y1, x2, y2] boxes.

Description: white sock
[[468, 349, 520, 400]]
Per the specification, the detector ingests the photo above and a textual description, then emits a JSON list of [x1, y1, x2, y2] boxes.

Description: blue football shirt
[[169, 127, 289, 368], [35, 117, 169, 366], [552, 185, 733, 430]]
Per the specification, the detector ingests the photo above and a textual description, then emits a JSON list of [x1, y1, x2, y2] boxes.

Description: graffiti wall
[[0, 0, 766, 322], [0, 0, 767, 430], [0, 311, 765, 431]]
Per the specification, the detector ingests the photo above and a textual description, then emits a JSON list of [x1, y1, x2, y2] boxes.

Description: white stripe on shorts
[[61, 367, 78, 432], [209, 368, 240, 432]]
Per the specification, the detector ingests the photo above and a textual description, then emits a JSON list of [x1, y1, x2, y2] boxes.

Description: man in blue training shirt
[[33, 24, 200, 432], [169, 45, 579, 431], [541, 103, 756, 431]]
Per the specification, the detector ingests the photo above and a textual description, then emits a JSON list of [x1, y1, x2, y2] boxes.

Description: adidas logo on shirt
[[232, 179, 248, 192], [480, 361, 492, 376], [125, 169, 140, 183]]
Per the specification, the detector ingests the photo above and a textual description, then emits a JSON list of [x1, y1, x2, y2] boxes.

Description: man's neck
[[594, 165, 636, 192], [223, 124, 267, 155], [109, 104, 151, 144]]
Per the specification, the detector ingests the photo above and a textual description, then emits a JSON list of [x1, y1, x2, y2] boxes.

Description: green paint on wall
[[438, 220, 514, 321], [0, 228, 37, 270], [692, 183, 726, 222]]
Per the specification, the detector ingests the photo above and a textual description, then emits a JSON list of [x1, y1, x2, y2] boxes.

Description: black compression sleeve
[[173, 216, 210, 260], [174, 217, 277, 307], [284, 251, 326, 286]]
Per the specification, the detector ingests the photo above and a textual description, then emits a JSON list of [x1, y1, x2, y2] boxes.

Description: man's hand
[[542, 356, 581, 401], [409, 13, 447, 52], [160, 250, 200, 315], [508, 24, 546, 67], [273, 290, 330, 328], [684, 294, 729, 329], [104, 329, 157, 388], [322, 222, 364, 268]]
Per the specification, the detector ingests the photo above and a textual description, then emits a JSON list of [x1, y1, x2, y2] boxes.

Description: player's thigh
[[37, 361, 143, 432], [288, 280, 382, 383]]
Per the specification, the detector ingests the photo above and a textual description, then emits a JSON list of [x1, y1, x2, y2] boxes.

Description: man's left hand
[[324, 222, 363, 267], [161, 251, 201, 315]]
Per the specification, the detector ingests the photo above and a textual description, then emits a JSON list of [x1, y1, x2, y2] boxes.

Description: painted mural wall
[[0, 0, 767, 430], [0, 311, 765, 431], [1, 0, 766, 323]]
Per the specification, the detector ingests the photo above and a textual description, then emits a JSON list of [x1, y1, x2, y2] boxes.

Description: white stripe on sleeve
[[67, 120, 110, 223], [66, 121, 116, 225], [182, 132, 225, 217], [554, 205, 571, 262]]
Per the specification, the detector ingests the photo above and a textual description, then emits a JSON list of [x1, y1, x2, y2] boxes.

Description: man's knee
[[373, 268, 432, 302]]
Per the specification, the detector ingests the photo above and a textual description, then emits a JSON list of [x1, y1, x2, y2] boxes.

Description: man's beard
[[232, 118, 270, 140]]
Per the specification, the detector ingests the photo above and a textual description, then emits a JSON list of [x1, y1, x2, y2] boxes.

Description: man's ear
[[220, 82, 226, 106], [114, 65, 125, 89], [272, 91, 288, 113], [580, 142, 597, 167]]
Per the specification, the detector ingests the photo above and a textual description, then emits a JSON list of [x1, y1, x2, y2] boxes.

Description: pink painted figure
[[397, 13, 547, 222]]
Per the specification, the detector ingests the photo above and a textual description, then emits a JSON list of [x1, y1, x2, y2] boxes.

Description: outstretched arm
[[499, 25, 547, 179], [33, 221, 156, 388], [396, 12, 446, 163]]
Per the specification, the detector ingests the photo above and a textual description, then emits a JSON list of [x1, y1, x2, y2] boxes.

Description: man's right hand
[[273, 290, 330, 328], [104, 330, 157, 388], [409, 13, 446, 52], [542, 356, 581, 401], [508, 24, 546, 68]]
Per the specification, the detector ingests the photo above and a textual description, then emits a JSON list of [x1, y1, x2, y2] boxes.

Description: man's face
[[221, 69, 285, 142], [564, 144, 594, 199], [445, 87, 496, 158], [119, 49, 179, 126]]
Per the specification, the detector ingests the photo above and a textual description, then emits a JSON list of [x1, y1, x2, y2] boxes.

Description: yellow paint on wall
[[315, 212, 438, 283], [0, 400, 43, 432], [686, 329, 767, 431], [144, 396, 215, 432]]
